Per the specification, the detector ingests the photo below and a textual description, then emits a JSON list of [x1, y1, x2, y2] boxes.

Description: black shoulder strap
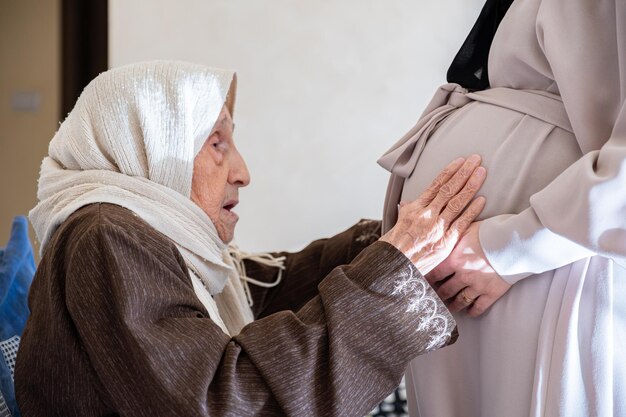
[[447, 0, 515, 91]]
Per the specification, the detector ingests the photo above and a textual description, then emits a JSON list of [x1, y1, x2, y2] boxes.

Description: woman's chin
[[216, 215, 238, 243]]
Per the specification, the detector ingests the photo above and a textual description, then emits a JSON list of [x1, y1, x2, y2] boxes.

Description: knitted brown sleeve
[[245, 220, 383, 319]]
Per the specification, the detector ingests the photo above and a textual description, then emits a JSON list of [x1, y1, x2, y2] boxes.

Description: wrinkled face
[[191, 106, 250, 243]]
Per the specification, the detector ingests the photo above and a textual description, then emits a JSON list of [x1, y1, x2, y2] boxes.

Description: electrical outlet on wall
[[11, 91, 41, 112]]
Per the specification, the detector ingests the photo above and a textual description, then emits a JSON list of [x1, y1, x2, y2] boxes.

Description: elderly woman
[[379, 0, 626, 415], [14, 61, 486, 416]]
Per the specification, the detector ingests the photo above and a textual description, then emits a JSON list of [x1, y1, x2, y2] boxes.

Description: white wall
[[110, 0, 484, 252]]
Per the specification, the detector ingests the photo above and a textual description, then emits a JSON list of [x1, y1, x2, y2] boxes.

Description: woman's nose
[[230, 148, 251, 187]]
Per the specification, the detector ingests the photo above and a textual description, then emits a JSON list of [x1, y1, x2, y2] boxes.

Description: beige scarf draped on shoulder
[[30, 61, 278, 336]]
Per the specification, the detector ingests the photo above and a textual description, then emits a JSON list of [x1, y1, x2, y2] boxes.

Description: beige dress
[[379, 0, 626, 416]]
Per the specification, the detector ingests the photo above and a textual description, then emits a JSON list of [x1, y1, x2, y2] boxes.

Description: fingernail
[[468, 154, 481, 164], [474, 166, 486, 177]]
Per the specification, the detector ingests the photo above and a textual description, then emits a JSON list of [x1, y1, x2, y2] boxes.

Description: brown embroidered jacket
[[15, 203, 456, 417]]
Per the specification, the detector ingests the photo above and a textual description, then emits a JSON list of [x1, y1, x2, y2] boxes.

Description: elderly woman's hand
[[380, 155, 486, 276]]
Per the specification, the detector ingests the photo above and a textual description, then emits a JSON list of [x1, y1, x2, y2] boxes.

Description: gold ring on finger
[[460, 288, 476, 305]]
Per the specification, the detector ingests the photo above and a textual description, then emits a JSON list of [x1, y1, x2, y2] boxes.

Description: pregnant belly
[[400, 100, 583, 220]]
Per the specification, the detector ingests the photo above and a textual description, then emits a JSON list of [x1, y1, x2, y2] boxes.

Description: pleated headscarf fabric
[[30, 61, 254, 335]]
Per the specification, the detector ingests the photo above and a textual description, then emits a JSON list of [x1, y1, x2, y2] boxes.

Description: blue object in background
[[0, 216, 36, 417], [0, 216, 35, 340]]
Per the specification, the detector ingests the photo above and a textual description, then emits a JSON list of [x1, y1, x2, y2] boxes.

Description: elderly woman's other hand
[[425, 222, 511, 317], [380, 155, 486, 276]]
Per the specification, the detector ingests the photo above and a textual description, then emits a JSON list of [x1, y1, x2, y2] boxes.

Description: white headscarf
[[30, 61, 255, 335]]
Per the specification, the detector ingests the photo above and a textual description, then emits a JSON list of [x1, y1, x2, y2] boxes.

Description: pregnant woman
[[379, 0, 626, 416]]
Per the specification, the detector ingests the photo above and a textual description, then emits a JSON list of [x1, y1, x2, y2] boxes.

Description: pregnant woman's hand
[[426, 222, 512, 317], [380, 155, 486, 276]]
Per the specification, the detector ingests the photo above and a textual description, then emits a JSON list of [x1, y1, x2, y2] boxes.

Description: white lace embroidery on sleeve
[[392, 268, 452, 351]]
